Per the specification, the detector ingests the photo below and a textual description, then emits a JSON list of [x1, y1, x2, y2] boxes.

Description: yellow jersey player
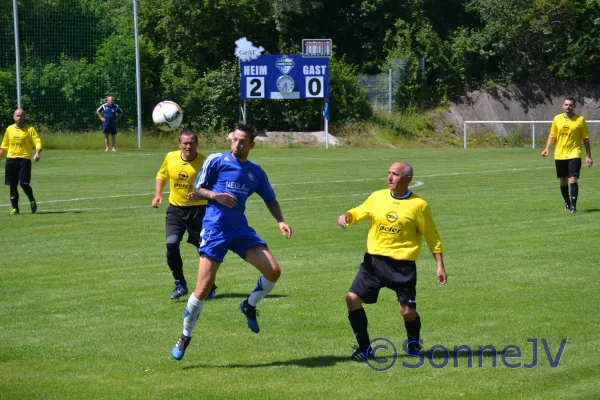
[[338, 162, 447, 361], [541, 96, 593, 214], [0, 109, 42, 215], [152, 131, 217, 300]]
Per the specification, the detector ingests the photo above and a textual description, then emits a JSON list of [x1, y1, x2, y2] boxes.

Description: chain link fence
[[0, 0, 137, 131], [357, 58, 412, 111]]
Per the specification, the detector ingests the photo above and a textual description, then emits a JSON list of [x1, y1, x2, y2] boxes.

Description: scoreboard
[[240, 54, 329, 100]]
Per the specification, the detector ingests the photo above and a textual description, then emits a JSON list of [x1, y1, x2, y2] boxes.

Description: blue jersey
[[194, 152, 276, 230], [97, 103, 123, 124]]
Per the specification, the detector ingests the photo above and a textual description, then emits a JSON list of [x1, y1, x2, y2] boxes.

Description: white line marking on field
[[274, 181, 424, 202], [0, 166, 550, 208], [0, 182, 425, 212], [42, 153, 156, 161], [273, 167, 551, 186]]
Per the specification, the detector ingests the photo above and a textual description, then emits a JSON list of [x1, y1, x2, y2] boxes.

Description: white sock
[[247, 276, 276, 307], [182, 293, 204, 337]]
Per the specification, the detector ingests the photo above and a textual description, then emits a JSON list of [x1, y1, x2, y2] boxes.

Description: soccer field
[[1, 148, 599, 399]]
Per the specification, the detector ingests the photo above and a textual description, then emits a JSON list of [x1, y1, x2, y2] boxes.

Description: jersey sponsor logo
[[226, 181, 249, 194], [386, 211, 399, 223], [378, 225, 402, 234], [178, 171, 189, 180], [174, 183, 193, 189]]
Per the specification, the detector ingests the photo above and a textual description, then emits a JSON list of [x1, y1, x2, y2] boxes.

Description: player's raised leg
[[171, 256, 220, 360], [240, 245, 281, 333]]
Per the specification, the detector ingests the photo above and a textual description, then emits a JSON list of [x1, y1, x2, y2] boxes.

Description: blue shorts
[[102, 122, 117, 135], [199, 225, 267, 263]]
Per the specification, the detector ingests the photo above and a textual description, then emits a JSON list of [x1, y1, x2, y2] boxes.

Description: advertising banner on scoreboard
[[240, 54, 329, 100]]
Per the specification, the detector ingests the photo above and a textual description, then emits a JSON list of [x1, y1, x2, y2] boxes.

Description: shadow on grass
[[581, 208, 600, 213], [210, 293, 287, 300], [182, 347, 499, 370], [183, 355, 351, 369], [170, 293, 287, 303]]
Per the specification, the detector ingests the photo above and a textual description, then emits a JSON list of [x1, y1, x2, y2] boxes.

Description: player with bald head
[[337, 162, 447, 361], [0, 109, 42, 215]]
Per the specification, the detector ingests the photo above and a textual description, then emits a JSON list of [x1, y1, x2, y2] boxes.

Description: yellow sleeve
[[549, 116, 558, 139], [1, 127, 9, 149], [416, 203, 443, 253], [156, 156, 169, 181], [30, 126, 42, 150], [581, 118, 589, 139], [347, 193, 375, 225]]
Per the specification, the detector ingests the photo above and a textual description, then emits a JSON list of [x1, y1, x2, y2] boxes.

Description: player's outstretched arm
[[266, 200, 292, 239]]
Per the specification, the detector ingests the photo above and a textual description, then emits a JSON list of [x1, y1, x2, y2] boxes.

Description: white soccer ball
[[152, 100, 183, 131]]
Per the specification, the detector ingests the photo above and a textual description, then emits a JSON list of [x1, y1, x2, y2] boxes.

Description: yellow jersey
[[346, 189, 443, 261], [549, 113, 589, 160], [1, 123, 42, 159], [156, 151, 208, 207]]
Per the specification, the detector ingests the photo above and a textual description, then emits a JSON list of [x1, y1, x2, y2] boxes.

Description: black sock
[[570, 183, 578, 209], [20, 184, 35, 202], [166, 243, 185, 284], [560, 185, 570, 205], [348, 308, 370, 351], [9, 185, 19, 210], [404, 314, 421, 341]]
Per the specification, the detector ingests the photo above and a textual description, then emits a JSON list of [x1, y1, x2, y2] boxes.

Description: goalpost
[[462, 120, 600, 149]]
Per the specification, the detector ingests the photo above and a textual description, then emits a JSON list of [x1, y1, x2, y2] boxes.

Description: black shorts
[[4, 158, 32, 186], [165, 204, 206, 247], [555, 158, 581, 178], [349, 253, 417, 308]]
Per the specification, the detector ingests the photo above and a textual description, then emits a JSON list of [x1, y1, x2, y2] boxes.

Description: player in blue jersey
[[171, 122, 292, 360], [96, 96, 123, 151]]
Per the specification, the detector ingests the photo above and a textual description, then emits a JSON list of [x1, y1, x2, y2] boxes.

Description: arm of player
[[193, 187, 237, 208], [541, 120, 557, 157], [266, 200, 292, 239], [337, 212, 353, 228], [583, 138, 593, 167], [96, 109, 105, 123], [152, 179, 166, 208], [0, 148, 5, 162], [33, 148, 42, 162], [541, 136, 555, 157], [433, 253, 447, 286]]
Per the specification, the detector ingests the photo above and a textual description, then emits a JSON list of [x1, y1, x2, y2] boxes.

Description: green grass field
[[1, 147, 599, 399]]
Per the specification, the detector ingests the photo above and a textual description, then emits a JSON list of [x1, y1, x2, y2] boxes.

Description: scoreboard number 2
[[246, 77, 265, 98]]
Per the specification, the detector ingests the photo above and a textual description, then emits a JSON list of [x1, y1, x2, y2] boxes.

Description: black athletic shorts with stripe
[[4, 158, 32, 186], [349, 253, 417, 309], [165, 204, 206, 248]]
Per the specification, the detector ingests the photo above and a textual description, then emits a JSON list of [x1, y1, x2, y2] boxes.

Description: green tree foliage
[[3, 0, 600, 131]]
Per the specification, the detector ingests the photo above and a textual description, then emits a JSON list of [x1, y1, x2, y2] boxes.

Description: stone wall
[[445, 84, 600, 141]]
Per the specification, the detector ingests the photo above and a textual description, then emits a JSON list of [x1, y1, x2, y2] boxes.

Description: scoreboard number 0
[[305, 76, 324, 98]]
